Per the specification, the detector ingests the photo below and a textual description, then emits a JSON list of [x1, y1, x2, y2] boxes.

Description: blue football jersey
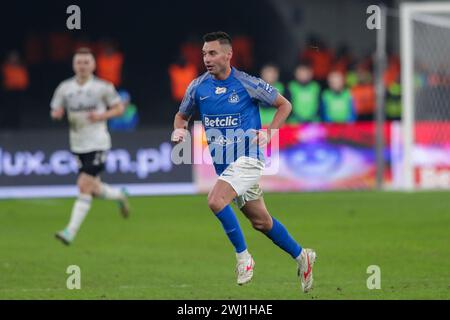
[[179, 67, 279, 175]]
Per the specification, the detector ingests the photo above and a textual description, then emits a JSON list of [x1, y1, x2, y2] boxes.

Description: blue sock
[[215, 205, 247, 253], [266, 217, 302, 259]]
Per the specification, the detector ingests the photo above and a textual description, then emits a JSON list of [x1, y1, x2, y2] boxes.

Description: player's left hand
[[251, 130, 270, 147], [88, 112, 105, 122]]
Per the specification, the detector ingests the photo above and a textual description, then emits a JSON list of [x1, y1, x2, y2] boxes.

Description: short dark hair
[[74, 47, 94, 56], [297, 59, 312, 69], [203, 31, 232, 46]]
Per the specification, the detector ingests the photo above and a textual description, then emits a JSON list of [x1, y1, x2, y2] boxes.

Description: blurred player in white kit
[[50, 47, 130, 245]]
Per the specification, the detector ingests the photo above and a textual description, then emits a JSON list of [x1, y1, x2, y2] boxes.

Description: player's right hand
[[171, 128, 188, 143], [50, 108, 65, 120]]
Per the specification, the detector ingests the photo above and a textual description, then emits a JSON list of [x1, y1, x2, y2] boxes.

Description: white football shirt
[[50, 76, 121, 153]]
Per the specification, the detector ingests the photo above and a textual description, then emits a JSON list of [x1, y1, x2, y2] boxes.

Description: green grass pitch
[[0, 191, 449, 299]]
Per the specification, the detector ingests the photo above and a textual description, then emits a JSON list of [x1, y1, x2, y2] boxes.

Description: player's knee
[[207, 194, 225, 213], [77, 183, 91, 195], [251, 217, 272, 233], [77, 176, 94, 195]]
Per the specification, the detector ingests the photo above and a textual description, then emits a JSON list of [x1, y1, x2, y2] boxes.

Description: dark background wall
[[0, 0, 400, 130], [0, 0, 288, 129]]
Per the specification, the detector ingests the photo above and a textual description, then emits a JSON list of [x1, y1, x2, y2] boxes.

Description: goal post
[[400, 2, 450, 190]]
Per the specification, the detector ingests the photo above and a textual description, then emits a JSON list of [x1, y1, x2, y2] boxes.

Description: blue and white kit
[[178, 67, 279, 175], [179, 67, 279, 205]]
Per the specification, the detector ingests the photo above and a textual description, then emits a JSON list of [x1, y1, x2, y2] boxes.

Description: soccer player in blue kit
[[171, 32, 316, 293]]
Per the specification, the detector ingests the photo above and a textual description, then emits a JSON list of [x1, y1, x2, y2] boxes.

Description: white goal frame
[[400, 2, 450, 190]]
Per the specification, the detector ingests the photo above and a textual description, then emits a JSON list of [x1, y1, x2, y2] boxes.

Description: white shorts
[[218, 156, 265, 209]]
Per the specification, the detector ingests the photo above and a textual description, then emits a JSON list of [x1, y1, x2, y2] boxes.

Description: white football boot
[[55, 228, 75, 246], [236, 254, 255, 285], [297, 248, 317, 293], [118, 188, 130, 218]]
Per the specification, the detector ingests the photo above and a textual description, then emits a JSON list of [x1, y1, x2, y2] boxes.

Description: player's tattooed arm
[[171, 112, 191, 143], [253, 94, 292, 146], [88, 102, 125, 122], [269, 93, 292, 131]]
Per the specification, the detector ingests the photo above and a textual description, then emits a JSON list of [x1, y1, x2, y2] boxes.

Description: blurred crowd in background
[[168, 34, 402, 126], [1, 32, 402, 131]]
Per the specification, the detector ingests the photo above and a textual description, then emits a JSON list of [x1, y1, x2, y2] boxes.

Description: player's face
[[73, 54, 95, 78], [202, 40, 232, 76]]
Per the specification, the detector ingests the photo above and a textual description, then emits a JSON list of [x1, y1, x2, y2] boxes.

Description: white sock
[[99, 183, 124, 200], [67, 194, 92, 235], [295, 249, 304, 265], [236, 249, 251, 261]]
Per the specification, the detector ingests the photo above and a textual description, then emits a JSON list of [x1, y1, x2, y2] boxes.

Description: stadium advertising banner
[[0, 129, 194, 198], [391, 121, 450, 189], [193, 122, 392, 192]]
